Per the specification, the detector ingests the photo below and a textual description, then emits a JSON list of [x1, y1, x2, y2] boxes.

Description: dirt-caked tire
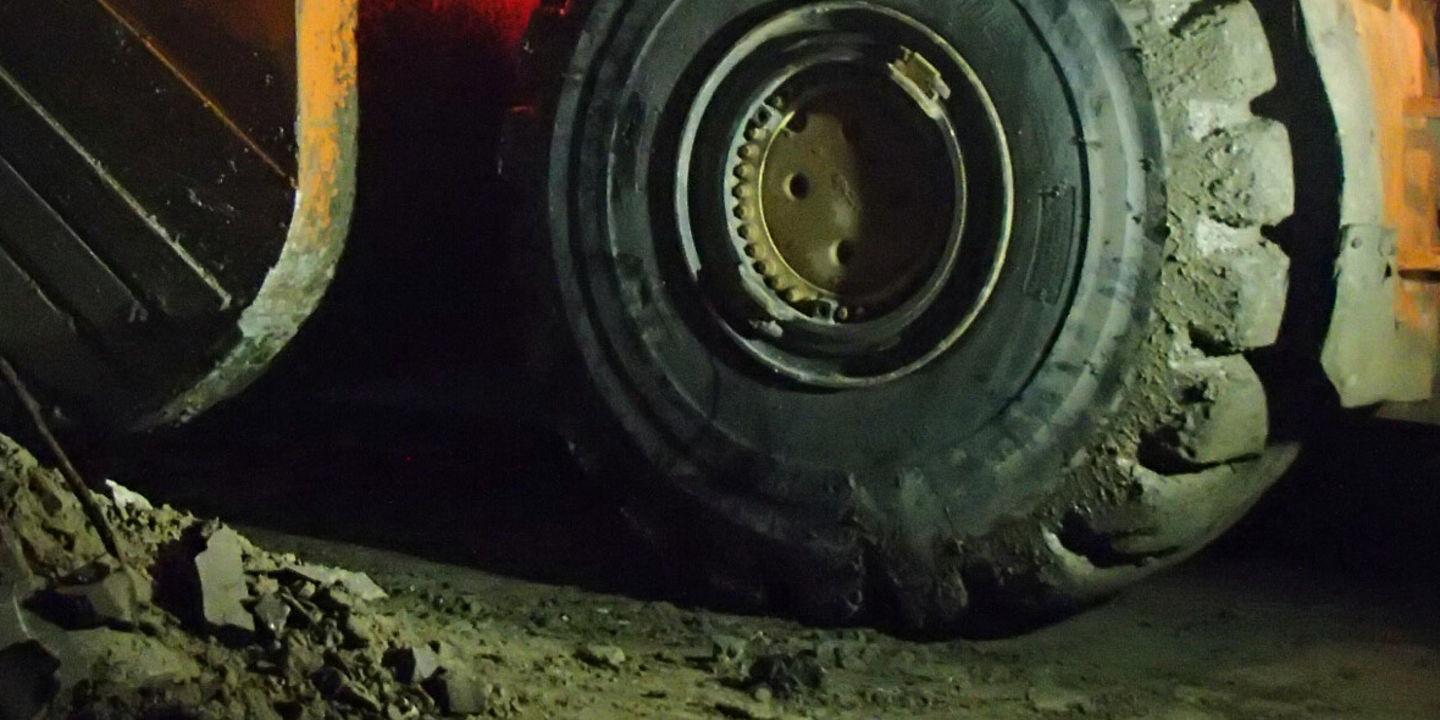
[[506, 0, 1299, 635]]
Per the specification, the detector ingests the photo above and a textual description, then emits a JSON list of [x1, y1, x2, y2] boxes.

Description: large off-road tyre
[[507, 0, 1299, 635]]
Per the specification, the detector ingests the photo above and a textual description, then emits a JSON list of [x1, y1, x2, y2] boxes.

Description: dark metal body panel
[[0, 0, 355, 429]]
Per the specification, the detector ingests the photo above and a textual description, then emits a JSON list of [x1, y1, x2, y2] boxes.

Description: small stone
[[67, 628, 203, 687], [711, 634, 748, 666], [422, 672, 492, 716], [252, 594, 291, 637], [104, 479, 153, 514], [311, 666, 344, 696], [282, 639, 324, 677], [813, 640, 841, 668], [748, 653, 824, 698], [306, 616, 345, 650], [273, 700, 310, 720], [282, 564, 387, 602], [249, 574, 282, 597], [249, 656, 283, 676], [313, 618, 345, 651], [340, 613, 374, 649], [239, 686, 284, 720], [577, 644, 627, 669], [315, 585, 358, 614], [1027, 684, 1095, 714], [25, 570, 139, 630], [315, 662, 383, 714], [195, 527, 255, 635], [386, 703, 421, 720], [280, 594, 319, 629], [837, 644, 868, 672], [313, 665, 382, 713], [56, 560, 113, 586], [337, 682, 382, 714], [384, 645, 442, 684], [716, 700, 778, 720]]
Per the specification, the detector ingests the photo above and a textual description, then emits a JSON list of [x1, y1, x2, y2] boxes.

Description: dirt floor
[[245, 530, 1440, 720], [4, 4, 1438, 718], [3, 404, 1438, 720]]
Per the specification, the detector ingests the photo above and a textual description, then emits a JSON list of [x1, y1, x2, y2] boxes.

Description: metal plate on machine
[[0, 0, 357, 431]]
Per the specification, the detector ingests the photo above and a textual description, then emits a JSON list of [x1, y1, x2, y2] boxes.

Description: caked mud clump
[[0, 434, 507, 720]]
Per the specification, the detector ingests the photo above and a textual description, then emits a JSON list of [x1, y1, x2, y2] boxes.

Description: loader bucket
[[0, 0, 357, 430]]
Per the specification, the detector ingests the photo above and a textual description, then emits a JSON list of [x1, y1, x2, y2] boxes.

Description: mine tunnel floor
[[244, 528, 1440, 719], [6, 398, 1439, 719]]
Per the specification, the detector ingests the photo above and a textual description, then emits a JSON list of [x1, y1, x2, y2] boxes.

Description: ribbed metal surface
[[0, 0, 300, 428]]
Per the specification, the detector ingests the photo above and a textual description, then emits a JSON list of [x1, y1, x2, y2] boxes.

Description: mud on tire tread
[[506, 0, 1300, 635], [1043, 0, 1297, 600]]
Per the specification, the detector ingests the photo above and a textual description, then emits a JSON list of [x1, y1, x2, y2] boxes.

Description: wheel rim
[[731, 54, 958, 319], [676, 2, 1013, 388], [541, 0, 1159, 537]]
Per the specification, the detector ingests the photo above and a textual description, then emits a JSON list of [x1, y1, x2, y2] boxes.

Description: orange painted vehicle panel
[[1350, 0, 1440, 335]]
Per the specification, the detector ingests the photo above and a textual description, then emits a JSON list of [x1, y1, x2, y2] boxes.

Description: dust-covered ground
[[245, 529, 1440, 720], [2, 405, 1437, 720]]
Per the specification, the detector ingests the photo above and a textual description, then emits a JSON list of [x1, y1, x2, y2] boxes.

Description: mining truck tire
[[507, 0, 1301, 635]]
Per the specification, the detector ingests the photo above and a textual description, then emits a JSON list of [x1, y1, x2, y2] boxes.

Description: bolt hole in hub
[[678, 3, 1013, 387], [786, 173, 811, 200]]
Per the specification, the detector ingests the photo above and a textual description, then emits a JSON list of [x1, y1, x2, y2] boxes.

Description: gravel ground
[[250, 528, 1440, 720], [3, 408, 1438, 719]]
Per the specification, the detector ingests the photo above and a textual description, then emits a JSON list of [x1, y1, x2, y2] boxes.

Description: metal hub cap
[[677, 3, 1013, 387], [730, 51, 959, 322]]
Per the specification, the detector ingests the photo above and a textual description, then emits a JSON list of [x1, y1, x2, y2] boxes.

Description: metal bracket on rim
[[1303, 0, 1440, 408]]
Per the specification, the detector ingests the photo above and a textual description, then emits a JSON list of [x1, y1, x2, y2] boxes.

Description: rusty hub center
[[677, 6, 1008, 387], [731, 55, 958, 321]]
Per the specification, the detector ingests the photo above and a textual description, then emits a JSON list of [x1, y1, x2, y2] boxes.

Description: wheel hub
[[730, 52, 959, 322], [676, 3, 1014, 386]]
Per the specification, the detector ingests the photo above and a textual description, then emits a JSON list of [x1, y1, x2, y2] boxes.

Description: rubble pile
[[0, 435, 494, 720], [2, 432, 1423, 719]]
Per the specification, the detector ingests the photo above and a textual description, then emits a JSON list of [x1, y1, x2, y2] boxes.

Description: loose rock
[[1028, 684, 1096, 714], [312, 665, 382, 712], [711, 634, 748, 668], [104, 479, 154, 515], [340, 611, 376, 649], [748, 652, 824, 698], [385, 645, 442, 685], [252, 593, 292, 637], [284, 564, 388, 603], [67, 628, 203, 688], [577, 643, 627, 669], [338, 681, 383, 714], [26, 569, 141, 630], [716, 700, 778, 720], [423, 671, 492, 716], [194, 526, 256, 636], [280, 594, 319, 630]]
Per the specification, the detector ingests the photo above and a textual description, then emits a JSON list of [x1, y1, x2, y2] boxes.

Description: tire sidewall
[[540, 0, 1163, 578]]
